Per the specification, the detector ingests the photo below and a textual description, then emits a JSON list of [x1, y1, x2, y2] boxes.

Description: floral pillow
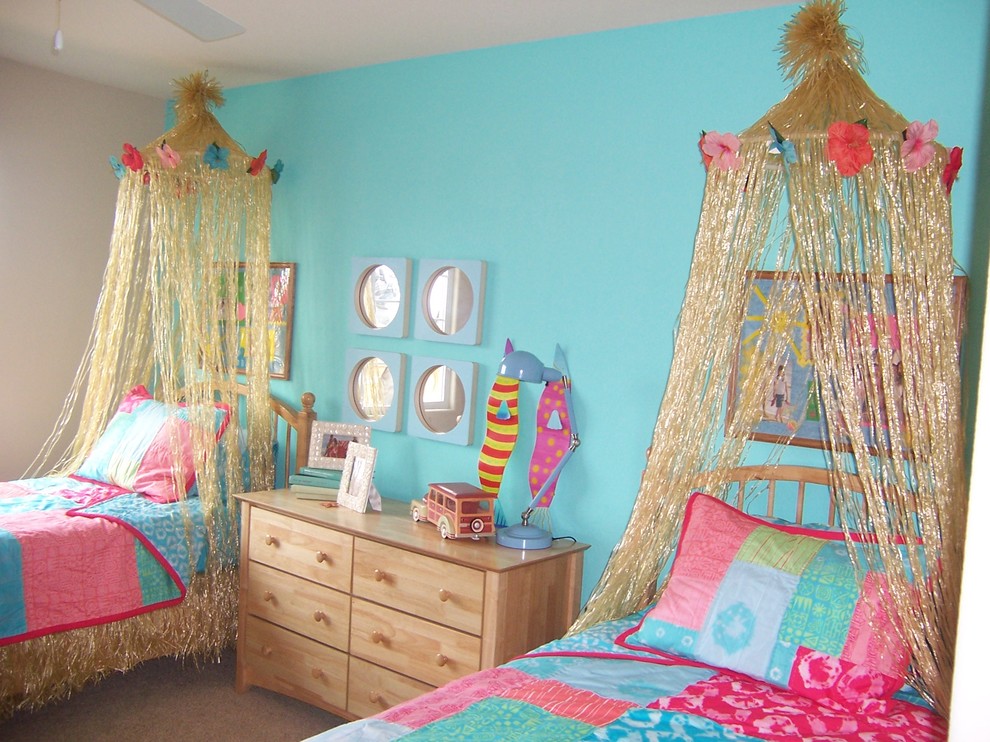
[[618, 492, 910, 704], [75, 385, 230, 503]]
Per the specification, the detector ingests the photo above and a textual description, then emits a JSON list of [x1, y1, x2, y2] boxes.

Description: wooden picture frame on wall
[[236, 262, 296, 379], [727, 270, 967, 452]]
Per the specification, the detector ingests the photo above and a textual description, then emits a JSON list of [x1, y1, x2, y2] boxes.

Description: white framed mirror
[[343, 349, 406, 432], [349, 257, 411, 338], [407, 357, 478, 446], [414, 259, 486, 345]]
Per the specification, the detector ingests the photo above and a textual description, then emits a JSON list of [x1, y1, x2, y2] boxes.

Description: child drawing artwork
[[891, 348, 905, 427]]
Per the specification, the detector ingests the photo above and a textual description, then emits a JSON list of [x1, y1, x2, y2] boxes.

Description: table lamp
[[478, 341, 580, 549]]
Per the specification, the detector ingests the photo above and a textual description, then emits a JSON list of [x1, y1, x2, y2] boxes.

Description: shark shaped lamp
[[478, 340, 580, 549]]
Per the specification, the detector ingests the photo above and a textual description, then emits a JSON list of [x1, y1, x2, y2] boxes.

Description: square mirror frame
[[406, 356, 478, 446], [349, 257, 411, 338], [413, 259, 486, 345], [342, 348, 406, 433]]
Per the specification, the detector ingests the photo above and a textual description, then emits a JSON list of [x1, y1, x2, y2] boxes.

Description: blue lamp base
[[496, 523, 552, 550]]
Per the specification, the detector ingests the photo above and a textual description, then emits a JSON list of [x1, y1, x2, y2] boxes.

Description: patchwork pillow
[[75, 385, 230, 503], [618, 492, 910, 704]]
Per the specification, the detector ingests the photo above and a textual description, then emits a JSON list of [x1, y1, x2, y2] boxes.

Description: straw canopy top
[[141, 70, 248, 159], [743, 0, 907, 140]]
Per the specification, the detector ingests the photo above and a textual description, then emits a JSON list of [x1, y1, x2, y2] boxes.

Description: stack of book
[[289, 466, 342, 499]]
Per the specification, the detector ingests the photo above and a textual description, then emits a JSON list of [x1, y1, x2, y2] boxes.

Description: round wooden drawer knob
[[435, 653, 448, 667], [315, 551, 328, 563], [311, 667, 324, 679], [264, 534, 277, 547], [438, 588, 451, 603], [368, 691, 382, 704], [261, 645, 273, 658], [313, 610, 328, 623], [371, 630, 384, 644], [263, 591, 274, 602], [374, 569, 386, 582]]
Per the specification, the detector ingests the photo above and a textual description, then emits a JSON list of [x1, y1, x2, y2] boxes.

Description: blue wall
[[215, 0, 989, 605]]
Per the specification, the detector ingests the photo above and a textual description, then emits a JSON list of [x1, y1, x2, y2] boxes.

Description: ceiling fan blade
[[135, 0, 244, 42]]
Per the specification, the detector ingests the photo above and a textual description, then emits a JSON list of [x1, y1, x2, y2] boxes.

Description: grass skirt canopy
[[38, 71, 279, 512], [11, 72, 281, 711], [572, 1, 965, 715]]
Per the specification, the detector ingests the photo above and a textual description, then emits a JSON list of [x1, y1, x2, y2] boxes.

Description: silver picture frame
[[337, 443, 378, 513], [308, 421, 371, 471]]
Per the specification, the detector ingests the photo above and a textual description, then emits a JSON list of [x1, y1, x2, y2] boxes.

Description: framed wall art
[[727, 270, 967, 452], [726, 271, 817, 448], [337, 443, 378, 513], [308, 421, 371, 471], [234, 262, 296, 379]]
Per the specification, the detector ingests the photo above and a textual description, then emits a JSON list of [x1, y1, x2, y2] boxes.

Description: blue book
[[288, 473, 340, 488], [298, 466, 343, 481]]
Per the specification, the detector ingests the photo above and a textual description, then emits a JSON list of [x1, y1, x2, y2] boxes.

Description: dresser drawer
[[242, 615, 348, 711], [347, 657, 433, 718], [246, 561, 350, 651], [249, 508, 353, 592], [350, 598, 480, 687], [352, 538, 484, 634]]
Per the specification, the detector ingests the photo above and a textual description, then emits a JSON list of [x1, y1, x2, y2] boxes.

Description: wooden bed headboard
[[268, 391, 316, 477], [700, 464, 864, 527], [232, 384, 316, 483]]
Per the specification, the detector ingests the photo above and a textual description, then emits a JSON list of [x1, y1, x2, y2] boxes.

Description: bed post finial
[[301, 392, 316, 418]]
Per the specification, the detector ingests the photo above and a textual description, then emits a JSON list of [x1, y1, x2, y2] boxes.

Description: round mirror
[[350, 356, 395, 422], [357, 264, 401, 329], [424, 266, 473, 336], [415, 364, 465, 434]]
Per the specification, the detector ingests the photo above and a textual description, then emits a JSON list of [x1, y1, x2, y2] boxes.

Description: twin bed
[[0, 386, 316, 718], [307, 464, 945, 741], [1, 387, 945, 740]]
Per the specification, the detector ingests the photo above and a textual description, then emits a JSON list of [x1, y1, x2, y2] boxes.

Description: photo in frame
[[308, 421, 371, 471], [337, 443, 378, 513], [727, 270, 967, 451], [235, 262, 296, 379]]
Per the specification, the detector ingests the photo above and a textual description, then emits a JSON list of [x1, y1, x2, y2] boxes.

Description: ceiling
[[1, 0, 796, 99]]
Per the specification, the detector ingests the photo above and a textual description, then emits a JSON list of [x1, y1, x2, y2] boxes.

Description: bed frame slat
[[705, 464, 862, 527]]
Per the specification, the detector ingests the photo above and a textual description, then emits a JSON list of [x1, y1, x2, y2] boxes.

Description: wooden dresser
[[234, 490, 589, 720]]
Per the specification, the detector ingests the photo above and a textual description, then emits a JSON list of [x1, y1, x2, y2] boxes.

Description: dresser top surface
[[237, 490, 588, 572]]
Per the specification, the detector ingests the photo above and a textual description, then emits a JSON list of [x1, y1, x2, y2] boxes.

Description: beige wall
[[0, 59, 164, 480]]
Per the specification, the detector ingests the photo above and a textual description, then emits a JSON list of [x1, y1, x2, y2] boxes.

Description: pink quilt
[[0, 476, 209, 645]]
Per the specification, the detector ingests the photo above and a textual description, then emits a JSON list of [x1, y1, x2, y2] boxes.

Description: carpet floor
[[0, 649, 345, 741]]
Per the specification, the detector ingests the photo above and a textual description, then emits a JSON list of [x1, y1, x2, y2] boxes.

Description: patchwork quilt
[[0, 475, 220, 645], [307, 613, 946, 741]]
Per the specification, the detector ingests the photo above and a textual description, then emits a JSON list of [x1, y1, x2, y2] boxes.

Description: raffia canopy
[[571, 1, 965, 716], [162, 71, 247, 154], [745, 0, 907, 137], [34, 70, 278, 570]]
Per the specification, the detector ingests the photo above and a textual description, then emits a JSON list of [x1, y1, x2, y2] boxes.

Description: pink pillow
[[618, 492, 910, 704], [75, 386, 230, 503]]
